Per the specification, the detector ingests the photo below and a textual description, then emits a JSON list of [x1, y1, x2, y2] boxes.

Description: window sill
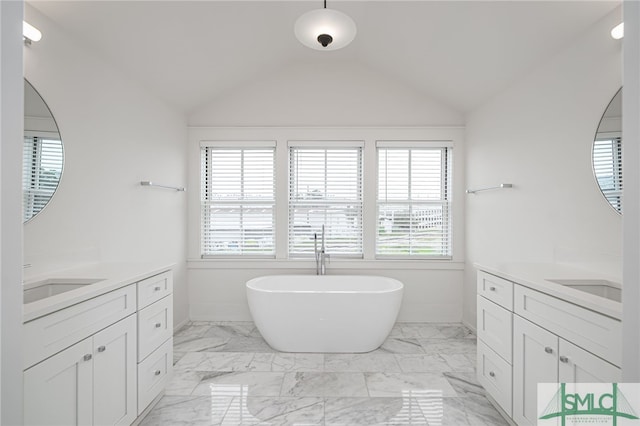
[[187, 258, 464, 270]]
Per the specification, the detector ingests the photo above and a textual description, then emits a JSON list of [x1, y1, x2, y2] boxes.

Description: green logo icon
[[540, 383, 639, 425]]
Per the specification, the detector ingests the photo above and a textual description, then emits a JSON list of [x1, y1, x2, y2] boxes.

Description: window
[[200, 142, 275, 257], [593, 136, 623, 213], [376, 142, 452, 258], [23, 134, 63, 221], [288, 142, 363, 257]]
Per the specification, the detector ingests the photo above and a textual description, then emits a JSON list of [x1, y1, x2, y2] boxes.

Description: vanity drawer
[[137, 271, 173, 310], [477, 271, 513, 310], [514, 284, 621, 366], [477, 295, 512, 363], [137, 337, 173, 415], [477, 339, 512, 417], [138, 295, 173, 361], [24, 284, 136, 369]]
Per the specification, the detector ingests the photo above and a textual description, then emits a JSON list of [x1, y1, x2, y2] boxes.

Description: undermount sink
[[23, 278, 105, 304], [546, 279, 622, 303]]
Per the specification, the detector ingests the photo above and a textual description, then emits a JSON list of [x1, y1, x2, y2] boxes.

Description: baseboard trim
[[485, 393, 516, 426], [131, 391, 164, 426], [462, 318, 477, 334], [173, 317, 190, 334]]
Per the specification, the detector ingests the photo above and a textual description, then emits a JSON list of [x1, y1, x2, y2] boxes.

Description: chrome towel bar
[[140, 181, 186, 192], [466, 183, 513, 194]]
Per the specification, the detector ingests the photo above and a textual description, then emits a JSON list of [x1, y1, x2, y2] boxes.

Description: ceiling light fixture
[[294, 0, 356, 51], [23, 21, 42, 45], [611, 22, 624, 40]]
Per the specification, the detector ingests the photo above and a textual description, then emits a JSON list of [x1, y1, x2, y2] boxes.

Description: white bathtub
[[246, 275, 404, 353]]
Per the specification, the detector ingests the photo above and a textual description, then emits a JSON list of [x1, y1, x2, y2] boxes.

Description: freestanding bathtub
[[246, 275, 404, 353]]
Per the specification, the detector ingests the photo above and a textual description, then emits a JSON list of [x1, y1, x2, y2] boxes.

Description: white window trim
[[200, 141, 277, 258], [288, 140, 365, 148], [201, 140, 276, 148], [288, 142, 364, 258], [375, 140, 453, 259], [187, 127, 465, 268]]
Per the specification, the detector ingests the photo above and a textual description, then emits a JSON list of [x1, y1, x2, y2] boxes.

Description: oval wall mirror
[[593, 88, 622, 214], [23, 79, 64, 222]]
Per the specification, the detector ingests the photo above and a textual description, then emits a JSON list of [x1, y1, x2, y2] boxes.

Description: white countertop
[[23, 262, 174, 323], [474, 262, 622, 320]]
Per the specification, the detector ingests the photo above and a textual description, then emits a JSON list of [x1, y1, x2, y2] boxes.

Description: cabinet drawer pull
[[559, 355, 569, 363], [489, 371, 495, 377], [154, 286, 162, 292], [97, 346, 106, 353], [155, 322, 162, 328], [489, 286, 496, 291], [154, 369, 162, 376], [83, 354, 92, 361], [544, 346, 553, 354]]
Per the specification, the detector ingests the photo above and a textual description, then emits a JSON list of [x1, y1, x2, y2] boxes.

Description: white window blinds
[[200, 143, 275, 257], [288, 143, 363, 258], [377, 143, 452, 258], [23, 135, 63, 221], [593, 137, 623, 213]]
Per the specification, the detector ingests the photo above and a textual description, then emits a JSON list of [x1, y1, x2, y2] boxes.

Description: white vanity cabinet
[[135, 270, 173, 415], [476, 271, 513, 417], [24, 313, 137, 426], [476, 268, 622, 426], [513, 315, 621, 425], [23, 266, 174, 426]]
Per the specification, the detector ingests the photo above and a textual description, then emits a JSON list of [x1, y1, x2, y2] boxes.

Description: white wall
[[187, 125, 466, 323], [1, 2, 25, 423], [189, 60, 463, 127], [464, 7, 623, 327], [23, 5, 190, 327], [189, 61, 466, 323], [622, 0, 640, 382]]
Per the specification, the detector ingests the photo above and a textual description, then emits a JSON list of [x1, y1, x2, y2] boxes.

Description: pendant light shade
[[294, 6, 356, 51]]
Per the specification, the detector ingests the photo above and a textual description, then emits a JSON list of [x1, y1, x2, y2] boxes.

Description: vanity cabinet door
[[558, 339, 621, 383], [93, 314, 137, 426], [513, 315, 558, 426], [24, 338, 94, 426]]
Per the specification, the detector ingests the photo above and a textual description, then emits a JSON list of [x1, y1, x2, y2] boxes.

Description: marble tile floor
[[140, 322, 507, 426]]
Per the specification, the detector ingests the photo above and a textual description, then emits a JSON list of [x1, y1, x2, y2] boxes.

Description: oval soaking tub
[[246, 275, 404, 353]]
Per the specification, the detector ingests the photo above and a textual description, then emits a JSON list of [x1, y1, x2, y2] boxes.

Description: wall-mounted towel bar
[[466, 183, 513, 194], [140, 181, 186, 192]]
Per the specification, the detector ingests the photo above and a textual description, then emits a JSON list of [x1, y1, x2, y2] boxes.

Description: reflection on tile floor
[[141, 322, 507, 426]]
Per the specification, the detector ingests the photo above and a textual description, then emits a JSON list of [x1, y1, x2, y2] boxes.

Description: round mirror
[[593, 88, 622, 214], [23, 79, 64, 222]]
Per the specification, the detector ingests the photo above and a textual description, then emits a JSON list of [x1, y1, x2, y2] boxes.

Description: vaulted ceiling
[[28, 1, 620, 115]]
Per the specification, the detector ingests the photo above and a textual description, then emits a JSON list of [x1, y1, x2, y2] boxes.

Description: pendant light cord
[[324, 0, 327, 9]]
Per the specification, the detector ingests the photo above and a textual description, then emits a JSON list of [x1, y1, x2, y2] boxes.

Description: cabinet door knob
[[83, 354, 92, 361], [489, 371, 495, 377], [544, 347, 553, 354], [97, 346, 106, 353], [489, 286, 496, 291], [155, 322, 162, 328], [154, 286, 161, 291], [559, 355, 569, 363], [154, 369, 162, 376]]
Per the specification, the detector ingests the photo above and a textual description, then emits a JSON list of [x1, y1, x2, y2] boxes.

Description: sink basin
[[24, 278, 105, 304], [546, 279, 622, 303]]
